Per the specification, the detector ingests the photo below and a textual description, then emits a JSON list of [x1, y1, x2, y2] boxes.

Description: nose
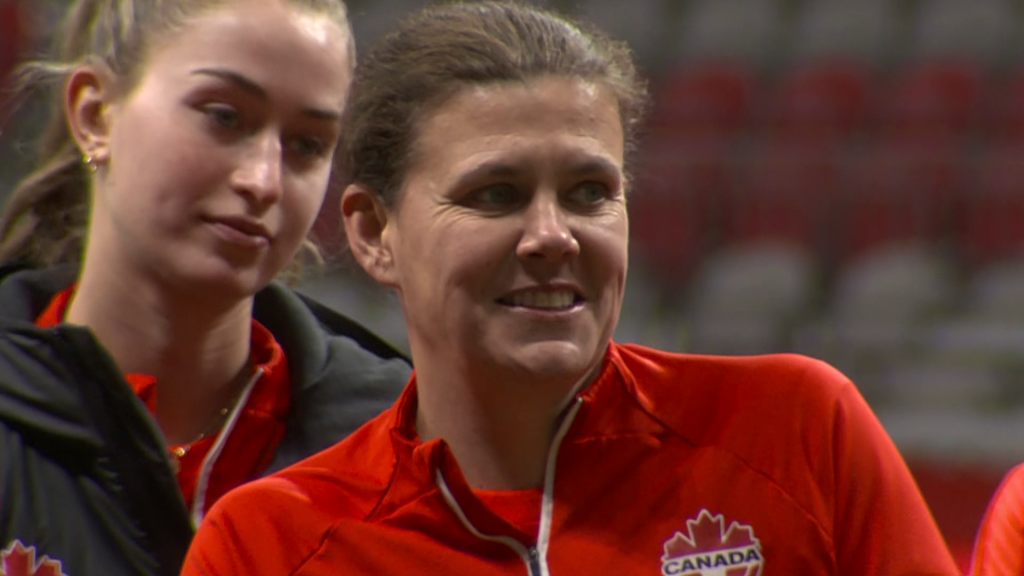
[[231, 133, 284, 209], [516, 196, 580, 262]]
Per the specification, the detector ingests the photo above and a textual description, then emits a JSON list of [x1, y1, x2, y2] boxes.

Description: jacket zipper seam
[[435, 396, 584, 576], [190, 367, 264, 527]]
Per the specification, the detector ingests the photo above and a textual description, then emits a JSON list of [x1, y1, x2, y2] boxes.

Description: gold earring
[[83, 154, 98, 173]]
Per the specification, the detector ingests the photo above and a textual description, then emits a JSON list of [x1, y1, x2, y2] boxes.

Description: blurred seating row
[[571, 0, 1023, 70], [629, 138, 1023, 280], [645, 60, 1022, 146], [341, 0, 1024, 71]]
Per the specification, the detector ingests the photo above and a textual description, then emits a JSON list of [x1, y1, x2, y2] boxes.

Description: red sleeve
[[182, 476, 329, 576], [969, 464, 1024, 576], [828, 377, 960, 575]]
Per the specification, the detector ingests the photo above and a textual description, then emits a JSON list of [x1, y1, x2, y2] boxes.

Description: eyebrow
[[566, 158, 622, 180], [190, 68, 342, 121]]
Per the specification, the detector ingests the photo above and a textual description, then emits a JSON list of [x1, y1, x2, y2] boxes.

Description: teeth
[[505, 290, 577, 310]]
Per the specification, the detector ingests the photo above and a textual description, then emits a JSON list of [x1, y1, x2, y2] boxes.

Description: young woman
[[0, 0, 408, 574], [184, 2, 959, 574], [969, 463, 1023, 575]]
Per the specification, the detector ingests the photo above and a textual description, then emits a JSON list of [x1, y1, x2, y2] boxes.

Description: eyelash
[[200, 103, 330, 159], [568, 182, 612, 204], [287, 137, 329, 158], [202, 103, 242, 130], [466, 181, 615, 210]]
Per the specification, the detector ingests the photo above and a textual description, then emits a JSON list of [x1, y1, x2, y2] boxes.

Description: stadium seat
[[907, 0, 1017, 65], [965, 260, 1024, 319], [836, 140, 963, 261], [788, 0, 898, 65], [721, 139, 842, 250], [831, 243, 958, 324], [877, 60, 984, 144], [628, 136, 731, 285], [673, 0, 784, 69], [764, 60, 874, 145], [983, 69, 1024, 143], [684, 241, 819, 355], [957, 144, 1024, 267], [794, 243, 958, 373], [879, 355, 1005, 412], [646, 62, 755, 141]]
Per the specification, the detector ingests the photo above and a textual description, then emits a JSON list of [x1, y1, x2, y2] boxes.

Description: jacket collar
[[374, 344, 659, 546]]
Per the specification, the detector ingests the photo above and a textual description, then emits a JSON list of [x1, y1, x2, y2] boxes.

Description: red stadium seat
[[629, 136, 732, 284], [766, 60, 874, 145], [837, 140, 963, 260], [646, 62, 755, 141], [983, 69, 1024, 143], [879, 61, 984, 144], [721, 139, 842, 251], [957, 144, 1024, 267]]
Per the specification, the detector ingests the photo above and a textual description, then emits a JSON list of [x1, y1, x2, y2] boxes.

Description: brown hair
[[338, 0, 649, 207], [0, 0, 353, 273]]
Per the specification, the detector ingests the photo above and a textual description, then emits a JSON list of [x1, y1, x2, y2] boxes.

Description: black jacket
[[0, 265, 410, 575]]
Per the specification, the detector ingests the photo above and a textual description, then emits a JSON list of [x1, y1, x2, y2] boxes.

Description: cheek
[[396, 222, 502, 298], [586, 224, 629, 292], [110, 113, 218, 206]]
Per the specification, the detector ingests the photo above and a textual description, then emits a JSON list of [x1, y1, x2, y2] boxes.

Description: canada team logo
[[1, 541, 67, 576], [660, 509, 763, 576]]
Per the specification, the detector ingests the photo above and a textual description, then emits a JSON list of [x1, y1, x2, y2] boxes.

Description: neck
[[67, 254, 254, 445], [415, 363, 590, 491]]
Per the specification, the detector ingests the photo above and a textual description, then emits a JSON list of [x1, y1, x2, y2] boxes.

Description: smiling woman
[[184, 2, 959, 575], [0, 1, 409, 575]]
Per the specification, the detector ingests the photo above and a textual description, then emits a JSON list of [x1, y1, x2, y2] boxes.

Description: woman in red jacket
[[185, 2, 959, 574], [0, 1, 408, 574], [969, 463, 1023, 575]]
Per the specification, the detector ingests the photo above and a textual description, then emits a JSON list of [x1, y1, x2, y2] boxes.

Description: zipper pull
[[526, 546, 542, 576]]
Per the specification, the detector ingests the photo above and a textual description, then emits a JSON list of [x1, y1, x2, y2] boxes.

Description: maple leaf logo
[[660, 510, 763, 576], [0, 541, 67, 576]]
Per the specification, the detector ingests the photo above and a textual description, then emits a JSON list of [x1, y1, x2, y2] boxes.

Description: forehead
[[407, 77, 625, 183], [141, 0, 352, 101]]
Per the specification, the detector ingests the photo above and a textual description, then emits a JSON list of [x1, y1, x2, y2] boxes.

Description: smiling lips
[[498, 289, 582, 310]]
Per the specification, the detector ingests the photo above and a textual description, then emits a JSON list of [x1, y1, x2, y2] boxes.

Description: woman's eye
[[567, 181, 609, 205], [203, 104, 240, 129], [472, 184, 519, 205], [288, 136, 327, 158]]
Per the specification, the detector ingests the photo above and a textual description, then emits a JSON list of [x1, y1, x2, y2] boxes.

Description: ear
[[340, 183, 399, 287], [65, 64, 117, 164]]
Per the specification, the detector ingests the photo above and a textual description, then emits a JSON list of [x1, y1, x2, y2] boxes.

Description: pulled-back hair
[[0, 0, 353, 269], [339, 0, 648, 207]]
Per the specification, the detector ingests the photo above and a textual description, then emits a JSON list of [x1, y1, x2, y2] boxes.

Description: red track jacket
[[969, 463, 1023, 575], [185, 342, 959, 575]]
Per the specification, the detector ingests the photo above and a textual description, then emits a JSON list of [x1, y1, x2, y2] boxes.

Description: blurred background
[[2, 0, 1022, 568]]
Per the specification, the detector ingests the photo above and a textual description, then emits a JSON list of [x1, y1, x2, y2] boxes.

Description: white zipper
[[436, 396, 584, 576], [189, 367, 264, 528], [437, 470, 535, 564], [535, 396, 582, 576]]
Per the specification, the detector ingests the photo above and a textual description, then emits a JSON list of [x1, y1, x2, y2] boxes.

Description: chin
[[170, 258, 268, 301], [504, 340, 603, 385]]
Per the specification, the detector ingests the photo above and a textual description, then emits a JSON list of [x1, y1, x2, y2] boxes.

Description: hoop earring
[[83, 154, 98, 173]]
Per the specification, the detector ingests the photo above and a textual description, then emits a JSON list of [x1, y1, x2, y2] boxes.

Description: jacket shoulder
[[614, 342, 852, 406], [611, 343, 857, 454]]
